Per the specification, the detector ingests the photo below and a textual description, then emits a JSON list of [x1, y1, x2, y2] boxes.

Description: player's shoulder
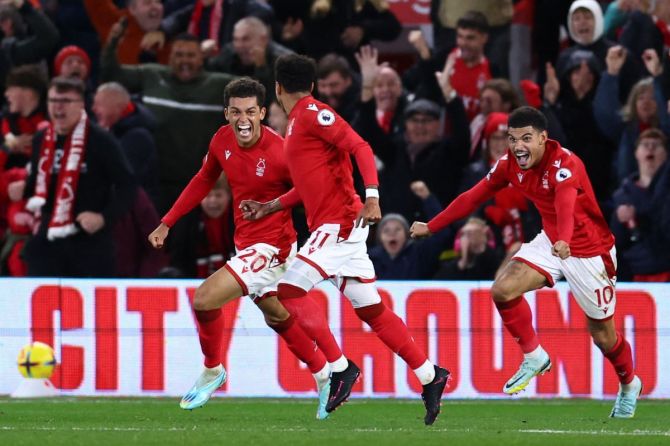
[[262, 124, 284, 143], [546, 140, 581, 184], [212, 124, 234, 142], [296, 97, 339, 129], [486, 152, 513, 181]]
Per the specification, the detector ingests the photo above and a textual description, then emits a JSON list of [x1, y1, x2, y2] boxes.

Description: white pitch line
[[520, 429, 670, 437]]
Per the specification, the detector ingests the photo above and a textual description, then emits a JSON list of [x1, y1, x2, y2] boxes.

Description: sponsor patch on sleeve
[[317, 109, 335, 126], [555, 167, 572, 182]]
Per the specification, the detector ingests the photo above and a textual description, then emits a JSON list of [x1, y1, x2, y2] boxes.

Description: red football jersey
[[428, 139, 614, 257], [449, 49, 492, 122], [284, 96, 379, 236], [162, 125, 296, 259]]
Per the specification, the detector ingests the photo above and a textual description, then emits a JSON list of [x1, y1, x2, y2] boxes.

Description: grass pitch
[[1, 397, 669, 446]]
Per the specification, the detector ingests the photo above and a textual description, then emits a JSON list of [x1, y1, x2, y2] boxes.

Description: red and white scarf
[[26, 111, 89, 240], [188, 0, 223, 42]]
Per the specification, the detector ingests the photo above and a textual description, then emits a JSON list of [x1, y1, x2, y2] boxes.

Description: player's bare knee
[[193, 285, 216, 311], [490, 278, 516, 302], [257, 297, 290, 325]]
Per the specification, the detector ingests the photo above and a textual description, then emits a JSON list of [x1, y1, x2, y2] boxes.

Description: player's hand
[[76, 211, 105, 234], [606, 45, 627, 76], [410, 221, 432, 239], [240, 199, 271, 220], [148, 222, 169, 249], [642, 48, 663, 77], [551, 240, 570, 259], [355, 197, 381, 227], [543, 62, 560, 105]]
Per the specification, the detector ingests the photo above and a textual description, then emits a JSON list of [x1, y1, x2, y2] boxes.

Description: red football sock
[[355, 302, 427, 369], [494, 296, 540, 354], [270, 315, 327, 373], [604, 331, 635, 385], [281, 296, 343, 363], [194, 308, 224, 368]]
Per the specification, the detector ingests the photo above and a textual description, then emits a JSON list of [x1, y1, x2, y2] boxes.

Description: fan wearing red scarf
[[23, 77, 135, 277]]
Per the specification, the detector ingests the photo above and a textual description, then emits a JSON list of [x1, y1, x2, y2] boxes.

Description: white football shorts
[[512, 231, 617, 320], [225, 242, 297, 302]]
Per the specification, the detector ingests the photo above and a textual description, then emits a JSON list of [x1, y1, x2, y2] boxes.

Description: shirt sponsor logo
[[556, 168, 572, 182], [317, 109, 335, 126]]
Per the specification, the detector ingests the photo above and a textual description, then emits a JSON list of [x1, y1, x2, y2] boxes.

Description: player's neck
[[282, 92, 311, 115]]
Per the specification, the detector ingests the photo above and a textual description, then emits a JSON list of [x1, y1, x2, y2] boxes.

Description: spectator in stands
[[369, 181, 451, 280], [164, 175, 233, 278], [101, 27, 235, 213], [84, 0, 170, 65], [1, 65, 48, 169], [594, 46, 670, 183], [0, 0, 59, 98], [268, 101, 288, 136], [405, 11, 492, 121], [273, 0, 401, 64], [22, 77, 135, 277], [364, 89, 470, 223], [434, 216, 501, 280], [93, 82, 160, 207], [469, 78, 520, 160], [315, 53, 360, 122], [161, 0, 276, 56], [430, 0, 513, 78], [207, 16, 293, 106], [611, 128, 670, 281], [92, 82, 166, 278], [543, 48, 616, 202], [53, 45, 91, 82], [353, 45, 406, 141]]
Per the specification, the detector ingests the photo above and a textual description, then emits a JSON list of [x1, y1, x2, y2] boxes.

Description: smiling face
[[129, 0, 164, 32], [380, 219, 407, 258], [456, 27, 487, 64], [201, 186, 231, 218], [169, 40, 204, 82], [317, 71, 351, 109], [225, 96, 266, 147], [373, 67, 402, 113], [507, 126, 547, 170]]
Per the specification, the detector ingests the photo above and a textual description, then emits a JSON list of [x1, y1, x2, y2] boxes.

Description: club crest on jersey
[[225, 150, 231, 160], [317, 109, 335, 126], [556, 167, 572, 182], [306, 103, 318, 111], [256, 158, 266, 177]]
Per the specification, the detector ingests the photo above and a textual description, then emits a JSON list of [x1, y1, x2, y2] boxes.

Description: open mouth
[[238, 123, 252, 138], [515, 152, 530, 168]]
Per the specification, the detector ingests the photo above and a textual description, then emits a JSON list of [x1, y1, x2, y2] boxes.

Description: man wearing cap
[[362, 93, 470, 223]]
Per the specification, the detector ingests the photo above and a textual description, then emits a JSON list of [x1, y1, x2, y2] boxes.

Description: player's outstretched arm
[[148, 222, 170, 249]]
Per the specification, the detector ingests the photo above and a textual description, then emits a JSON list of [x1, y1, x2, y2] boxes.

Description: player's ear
[[275, 81, 281, 97], [310, 81, 314, 93], [223, 107, 229, 121], [259, 106, 267, 120]]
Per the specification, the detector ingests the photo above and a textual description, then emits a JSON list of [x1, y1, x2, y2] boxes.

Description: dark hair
[[6, 65, 47, 96], [636, 128, 667, 150], [275, 53, 316, 94], [316, 53, 351, 80], [172, 32, 200, 44], [456, 10, 489, 34], [508, 106, 548, 132], [48, 76, 85, 99], [482, 78, 521, 111], [224, 77, 266, 107]]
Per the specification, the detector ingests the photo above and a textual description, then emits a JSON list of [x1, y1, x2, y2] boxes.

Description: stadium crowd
[[1, 0, 669, 282]]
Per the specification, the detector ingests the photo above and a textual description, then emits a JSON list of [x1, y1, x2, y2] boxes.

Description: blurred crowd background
[[1, 0, 670, 282]]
